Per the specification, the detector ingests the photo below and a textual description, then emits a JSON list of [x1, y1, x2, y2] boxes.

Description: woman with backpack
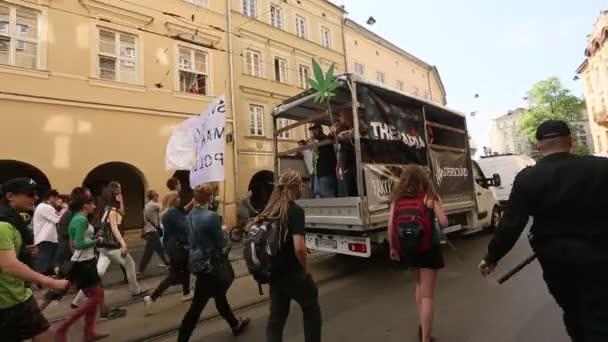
[[144, 191, 193, 314], [388, 165, 448, 342], [177, 183, 250, 341]]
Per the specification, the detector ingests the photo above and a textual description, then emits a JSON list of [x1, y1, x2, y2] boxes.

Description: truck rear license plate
[[315, 238, 337, 249]]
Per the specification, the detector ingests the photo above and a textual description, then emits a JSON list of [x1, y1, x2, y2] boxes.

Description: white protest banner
[[165, 117, 197, 171], [189, 95, 227, 189]]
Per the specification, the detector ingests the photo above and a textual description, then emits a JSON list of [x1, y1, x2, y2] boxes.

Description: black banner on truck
[[428, 147, 474, 200], [358, 85, 428, 165]]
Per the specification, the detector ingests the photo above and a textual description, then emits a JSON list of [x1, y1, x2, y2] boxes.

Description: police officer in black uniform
[[479, 120, 608, 342]]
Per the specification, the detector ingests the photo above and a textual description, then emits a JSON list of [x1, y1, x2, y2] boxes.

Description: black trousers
[[178, 271, 239, 342], [540, 259, 608, 342], [139, 231, 168, 273], [267, 272, 322, 342], [151, 248, 190, 301]]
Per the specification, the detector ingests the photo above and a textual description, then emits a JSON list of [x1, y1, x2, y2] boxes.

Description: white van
[[478, 154, 535, 204]]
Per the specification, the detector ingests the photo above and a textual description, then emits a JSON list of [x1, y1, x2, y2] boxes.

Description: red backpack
[[392, 196, 432, 257]]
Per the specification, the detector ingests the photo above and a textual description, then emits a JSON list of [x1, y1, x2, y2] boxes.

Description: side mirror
[[492, 173, 501, 188]]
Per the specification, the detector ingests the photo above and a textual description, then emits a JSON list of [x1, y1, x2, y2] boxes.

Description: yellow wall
[[343, 19, 446, 105]]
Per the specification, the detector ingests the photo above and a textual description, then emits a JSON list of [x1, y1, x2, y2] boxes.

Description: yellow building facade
[[0, 0, 446, 228], [577, 10, 608, 156], [343, 19, 446, 105]]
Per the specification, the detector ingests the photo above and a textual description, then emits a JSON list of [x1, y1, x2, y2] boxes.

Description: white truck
[[272, 74, 502, 257], [478, 154, 536, 205]]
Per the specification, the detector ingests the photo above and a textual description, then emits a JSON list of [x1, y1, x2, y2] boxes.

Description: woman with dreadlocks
[[262, 169, 322, 342]]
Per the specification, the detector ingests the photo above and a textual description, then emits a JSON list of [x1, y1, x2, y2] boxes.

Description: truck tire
[[489, 206, 501, 230]]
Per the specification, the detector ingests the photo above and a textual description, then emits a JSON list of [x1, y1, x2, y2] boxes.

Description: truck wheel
[[490, 206, 501, 230]]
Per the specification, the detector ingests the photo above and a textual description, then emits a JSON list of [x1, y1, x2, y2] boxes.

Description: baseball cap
[[0, 177, 39, 196], [535, 120, 571, 141], [308, 124, 322, 130]]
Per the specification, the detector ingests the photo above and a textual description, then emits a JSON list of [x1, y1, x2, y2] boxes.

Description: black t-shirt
[[272, 203, 306, 278], [316, 137, 337, 177]]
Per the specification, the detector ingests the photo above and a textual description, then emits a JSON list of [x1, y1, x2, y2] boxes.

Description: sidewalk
[[55, 252, 354, 342]]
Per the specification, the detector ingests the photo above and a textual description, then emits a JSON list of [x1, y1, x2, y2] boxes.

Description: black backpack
[[243, 218, 284, 295]]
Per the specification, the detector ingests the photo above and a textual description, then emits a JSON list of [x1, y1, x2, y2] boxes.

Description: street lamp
[[367, 16, 376, 25]]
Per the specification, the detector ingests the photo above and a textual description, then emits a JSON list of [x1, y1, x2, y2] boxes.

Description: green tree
[[572, 142, 590, 156], [517, 76, 585, 142]]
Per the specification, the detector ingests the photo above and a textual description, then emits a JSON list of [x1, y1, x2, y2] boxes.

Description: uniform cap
[[0, 177, 39, 196], [535, 120, 571, 141]]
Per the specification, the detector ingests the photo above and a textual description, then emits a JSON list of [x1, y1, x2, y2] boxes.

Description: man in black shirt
[[480, 120, 608, 342], [257, 169, 321, 342], [308, 124, 337, 198]]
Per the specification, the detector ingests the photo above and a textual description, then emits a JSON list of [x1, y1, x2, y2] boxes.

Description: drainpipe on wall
[[341, 16, 349, 73], [227, 0, 240, 197]]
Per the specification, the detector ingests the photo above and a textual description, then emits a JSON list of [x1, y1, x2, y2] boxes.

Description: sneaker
[[100, 308, 127, 320], [180, 293, 194, 302], [70, 302, 79, 309], [84, 333, 110, 342], [231, 317, 251, 337], [131, 289, 150, 299]]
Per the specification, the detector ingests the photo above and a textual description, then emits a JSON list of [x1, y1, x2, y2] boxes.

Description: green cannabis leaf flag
[[307, 58, 339, 103]]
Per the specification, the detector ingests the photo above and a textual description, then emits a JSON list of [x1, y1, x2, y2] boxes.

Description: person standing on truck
[[259, 169, 322, 342], [308, 124, 337, 198], [334, 109, 359, 197], [388, 165, 448, 342], [479, 120, 608, 342]]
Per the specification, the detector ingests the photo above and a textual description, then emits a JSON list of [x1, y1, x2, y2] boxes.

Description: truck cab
[[272, 74, 501, 257]]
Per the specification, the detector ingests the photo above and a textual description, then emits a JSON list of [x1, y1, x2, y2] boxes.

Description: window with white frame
[[184, 0, 207, 6], [298, 64, 310, 88], [178, 47, 209, 95], [321, 26, 331, 48], [295, 15, 307, 39], [270, 5, 283, 29], [277, 118, 292, 139], [274, 57, 287, 83], [243, 0, 256, 18], [376, 72, 385, 84], [249, 105, 264, 136], [97, 28, 138, 83], [245, 49, 262, 77], [397, 80, 404, 91], [0, 4, 39, 68], [354, 63, 365, 76]]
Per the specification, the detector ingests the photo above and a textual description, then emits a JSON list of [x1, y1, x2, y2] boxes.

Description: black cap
[[535, 120, 571, 141], [309, 124, 322, 130], [0, 177, 39, 196]]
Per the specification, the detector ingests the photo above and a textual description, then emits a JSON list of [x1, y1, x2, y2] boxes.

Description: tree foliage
[[517, 77, 585, 142]]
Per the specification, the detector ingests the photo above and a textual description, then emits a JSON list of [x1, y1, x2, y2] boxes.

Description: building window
[[245, 49, 262, 77], [249, 105, 264, 136], [184, 0, 207, 6], [295, 15, 307, 39], [274, 57, 287, 83], [97, 28, 138, 83], [321, 26, 331, 48], [178, 47, 209, 95], [397, 81, 404, 91], [354, 63, 365, 76], [298, 64, 310, 89], [376, 72, 385, 84], [243, 0, 256, 18], [277, 118, 292, 139], [0, 5, 39, 68], [270, 5, 283, 29]]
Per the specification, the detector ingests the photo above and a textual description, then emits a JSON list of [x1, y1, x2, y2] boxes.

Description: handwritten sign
[[165, 117, 197, 171], [189, 95, 227, 189]]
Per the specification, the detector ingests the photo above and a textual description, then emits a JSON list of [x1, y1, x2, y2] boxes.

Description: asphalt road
[[166, 233, 570, 342]]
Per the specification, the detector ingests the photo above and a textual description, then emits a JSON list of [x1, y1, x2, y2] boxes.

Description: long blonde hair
[[390, 165, 438, 203], [161, 191, 179, 216], [255, 169, 302, 229]]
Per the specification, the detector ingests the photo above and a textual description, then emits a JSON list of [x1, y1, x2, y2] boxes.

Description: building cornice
[[79, 0, 154, 27], [164, 22, 223, 46], [576, 59, 589, 74]]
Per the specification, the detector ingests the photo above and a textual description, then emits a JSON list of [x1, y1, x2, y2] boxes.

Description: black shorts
[[70, 258, 101, 290], [0, 295, 50, 341], [405, 245, 444, 269]]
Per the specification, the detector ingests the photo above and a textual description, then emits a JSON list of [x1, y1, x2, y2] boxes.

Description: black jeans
[[178, 271, 239, 342], [540, 259, 608, 342], [151, 248, 190, 301], [267, 272, 322, 342], [35, 241, 57, 276], [139, 231, 168, 273]]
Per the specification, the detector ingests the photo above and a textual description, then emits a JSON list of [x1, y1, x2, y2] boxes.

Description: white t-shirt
[[33, 202, 61, 244]]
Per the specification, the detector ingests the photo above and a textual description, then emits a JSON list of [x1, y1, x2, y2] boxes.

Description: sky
[[335, 0, 606, 152]]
